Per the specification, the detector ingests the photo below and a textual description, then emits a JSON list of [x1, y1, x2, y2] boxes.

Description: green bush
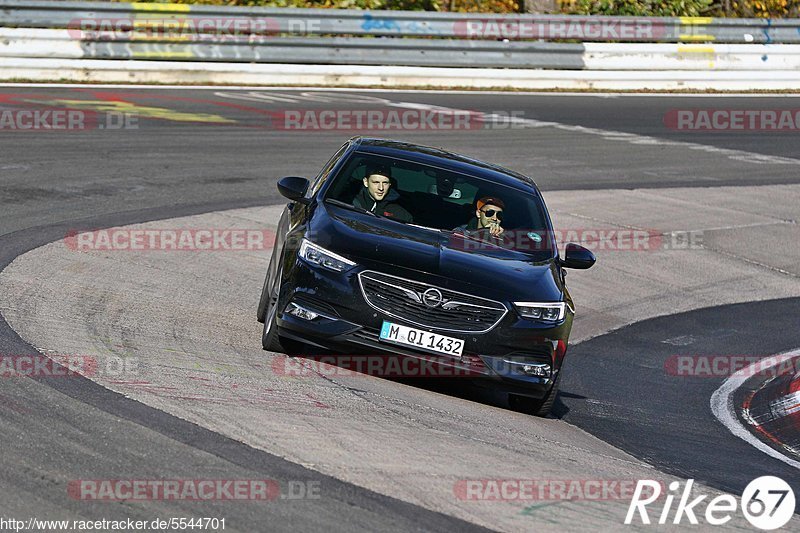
[[123, 0, 518, 11], [560, 0, 800, 17], [718, 0, 800, 17], [560, 0, 713, 16], [118, 0, 799, 16]]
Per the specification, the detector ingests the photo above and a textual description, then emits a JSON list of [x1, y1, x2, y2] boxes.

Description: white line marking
[[710, 348, 800, 469], [4, 83, 793, 164], [386, 102, 800, 166], [549, 122, 800, 165], [204, 90, 800, 166]]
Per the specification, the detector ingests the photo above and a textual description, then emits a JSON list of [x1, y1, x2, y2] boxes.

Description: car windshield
[[323, 151, 555, 256]]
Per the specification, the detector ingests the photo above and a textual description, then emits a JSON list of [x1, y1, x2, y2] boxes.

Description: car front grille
[[357, 270, 507, 333]]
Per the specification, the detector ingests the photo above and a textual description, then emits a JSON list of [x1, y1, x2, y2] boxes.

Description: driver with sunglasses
[[454, 196, 505, 238]]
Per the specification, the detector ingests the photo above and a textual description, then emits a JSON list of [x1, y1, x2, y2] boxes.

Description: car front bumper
[[274, 257, 572, 399]]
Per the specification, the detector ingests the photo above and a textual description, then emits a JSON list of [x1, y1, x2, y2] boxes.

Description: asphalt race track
[[1, 87, 799, 531], [559, 299, 800, 498]]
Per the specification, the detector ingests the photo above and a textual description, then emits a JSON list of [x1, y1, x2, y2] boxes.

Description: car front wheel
[[261, 288, 285, 353], [508, 373, 561, 417], [261, 261, 304, 355]]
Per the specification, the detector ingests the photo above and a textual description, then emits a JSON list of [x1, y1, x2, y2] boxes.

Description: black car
[[257, 137, 595, 416]]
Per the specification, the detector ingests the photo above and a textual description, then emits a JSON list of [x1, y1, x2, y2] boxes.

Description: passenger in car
[[454, 196, 505, 238], [352, 165, 413, 223]]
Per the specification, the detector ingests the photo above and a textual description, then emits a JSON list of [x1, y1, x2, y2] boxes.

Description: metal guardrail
[[3, 28, 798, 70], [0, 28, 587, 68], [1, 0, 800, 44], [1, 0, 798, 77]]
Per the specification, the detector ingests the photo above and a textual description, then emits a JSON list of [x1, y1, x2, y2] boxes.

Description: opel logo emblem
[[422, 288, 443, 308]]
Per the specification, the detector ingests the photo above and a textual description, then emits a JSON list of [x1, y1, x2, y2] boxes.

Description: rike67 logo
[[626, 477, 795, 530]]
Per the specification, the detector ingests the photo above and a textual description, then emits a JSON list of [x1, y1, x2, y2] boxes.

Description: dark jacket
[[353, 188, 413, 223]]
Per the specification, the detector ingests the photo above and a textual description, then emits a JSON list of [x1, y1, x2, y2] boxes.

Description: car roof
[[351, 137, 540, 194]]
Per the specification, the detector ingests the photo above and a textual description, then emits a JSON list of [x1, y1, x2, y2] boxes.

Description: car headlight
[[513, 302, 566, 322], [299, 239, 356, 272]]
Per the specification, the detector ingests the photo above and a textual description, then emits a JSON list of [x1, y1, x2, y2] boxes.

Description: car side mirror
[[277, 176, 311, 204], [562, 243, 596, 269]]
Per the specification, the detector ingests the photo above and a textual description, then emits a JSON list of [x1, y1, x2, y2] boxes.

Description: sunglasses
[[481, 209, 503, 220]]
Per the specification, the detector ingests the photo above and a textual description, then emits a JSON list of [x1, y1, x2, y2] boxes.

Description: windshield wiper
[[324, 198, 377, 217], [450, 228, 484, 242]]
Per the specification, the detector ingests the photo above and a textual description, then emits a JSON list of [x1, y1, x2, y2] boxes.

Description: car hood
[[313, 204, 563, 301]]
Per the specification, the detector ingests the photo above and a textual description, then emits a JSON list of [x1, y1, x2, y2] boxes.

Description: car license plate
[[379, 321, 464, 357]]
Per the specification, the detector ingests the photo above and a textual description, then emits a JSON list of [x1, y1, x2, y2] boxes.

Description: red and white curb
[[711, 348, 800, 469], [742, 366, 800, 454], [753, 389, 800, 421]]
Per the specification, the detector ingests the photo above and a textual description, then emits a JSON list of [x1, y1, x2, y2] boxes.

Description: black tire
[[262, 315, 306, 356], [260, 256, 286, 352], [508, 373, 561, 417], [260, 262, 305, 355], [261, 294, 285, 352], [257, 246, 281, 323], [256, 270, 270, 324]]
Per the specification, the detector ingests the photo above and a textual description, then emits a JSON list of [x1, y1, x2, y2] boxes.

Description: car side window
[[307, 142, 349, 199]]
